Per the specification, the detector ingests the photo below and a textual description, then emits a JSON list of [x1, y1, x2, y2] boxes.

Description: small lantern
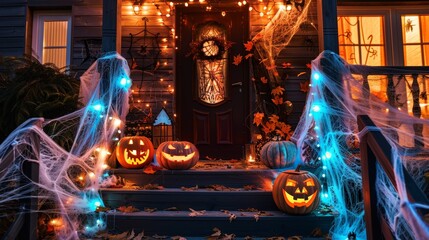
[[245, 143, 256, 164], [152, 108, 174, 148]]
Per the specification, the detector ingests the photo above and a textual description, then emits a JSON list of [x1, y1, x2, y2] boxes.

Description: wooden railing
[[1, 118, 43, 240], [350, 65, 429, 148], [357, 115, 429, 240]]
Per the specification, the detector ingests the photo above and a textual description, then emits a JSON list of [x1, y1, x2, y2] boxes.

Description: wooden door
[[175, 6, 249, 160]]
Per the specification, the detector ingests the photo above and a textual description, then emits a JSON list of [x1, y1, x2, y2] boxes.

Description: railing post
[[411, 74, 423, 148], [357, 115, 383, 240]]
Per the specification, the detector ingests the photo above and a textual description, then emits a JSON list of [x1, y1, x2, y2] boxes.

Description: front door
[[175, 6, 249, 160]]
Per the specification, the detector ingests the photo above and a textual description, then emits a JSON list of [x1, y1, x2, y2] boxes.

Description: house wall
[[0, 0, 28, 57]]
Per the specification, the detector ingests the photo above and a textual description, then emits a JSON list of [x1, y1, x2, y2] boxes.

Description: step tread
[[101, 188, 271, 193], [106, 210, 335, 218]]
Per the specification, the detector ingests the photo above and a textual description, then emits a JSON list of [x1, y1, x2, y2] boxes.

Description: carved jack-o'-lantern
[[272, 165, 321, 214], [156, 141, 199, 170], [116, 136, 154, 168]]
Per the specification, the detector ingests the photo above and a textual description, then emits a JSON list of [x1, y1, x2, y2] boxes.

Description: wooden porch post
[[102, 0, 122, 53], [317, 0, 339, 53]]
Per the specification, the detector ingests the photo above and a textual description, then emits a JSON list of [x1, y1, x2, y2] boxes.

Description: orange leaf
[[271, 86, 285, 96], [260, 76, 268, 84], [282, 62, 292, 68], [143, 164, 163, 174], [300, 80, 310, 93], [253, 112, 264, 126], [265, 121, 276, 131], [268, 114, 279, 123], [117, 205, 140, 213], [272, 95, 283, 105], [244, 41, 254, 51], [245, 53, 253, 59], [306, 63, 312, 69], [233, 54, 243, 65]]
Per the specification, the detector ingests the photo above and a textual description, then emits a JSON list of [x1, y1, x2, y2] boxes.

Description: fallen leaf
[[244, 41, 254, 51], [254, 214, 259, 222], [144, 207, 157, 213], [229, 214, 236, 222], [164, 207, 179, 211], [181, 185, 198, 191], [143, 164, 163, 174], [282, 62, 292, 68], [243, 185, 258, 190], [287, 236, 302, 240], [233, 54, 243, 65], [127, 230, 135, 240], [141, 183, 164, 190], [306, 63, 312, 69], [223, 233, 236, 240], [117, 205, 140, 213], [238, 208, 259, 212], [189, 208, 206, 217], [211, 227, 222, 237], [260, 76, 268, 84], [300, 80, 310, 93], [271, 86, 285, 96]]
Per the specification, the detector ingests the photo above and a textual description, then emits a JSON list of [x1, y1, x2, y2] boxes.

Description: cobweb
[[252, 0, 311, 84], [0, 52, 131, 239], [293, 50, 429, 239]]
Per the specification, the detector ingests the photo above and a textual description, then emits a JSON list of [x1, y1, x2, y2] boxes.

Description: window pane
[[402, 15, 420, 44], [338, 16, 385, 65], [424, 45, 429, 65], [422, 16, 429, 42], [404, 45, 422, 66], [43, 48, 67, 68], [42, 20, 68, 68]]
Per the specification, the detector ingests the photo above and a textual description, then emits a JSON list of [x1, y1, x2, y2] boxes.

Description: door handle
[[232, 82, 242, 86]]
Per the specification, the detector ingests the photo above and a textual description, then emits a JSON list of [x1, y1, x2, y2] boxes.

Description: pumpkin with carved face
[[156, 141, 199, 170], [272, 166, 321, 214], [116, 136, 154, 168]]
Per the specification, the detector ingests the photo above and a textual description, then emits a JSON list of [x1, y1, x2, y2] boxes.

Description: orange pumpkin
[[116, 136, 154, 168], [156, 141, 199, 170], [260, 140, 297, 169], [272, 165, 321, 214]]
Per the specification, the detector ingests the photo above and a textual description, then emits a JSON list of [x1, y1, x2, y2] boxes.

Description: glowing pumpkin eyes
[[305, 179, 315, 187], [184, 145, 190, 149], [286, 179, 297, 187], [128, 139, 145, 145], [168, 144, 176, 150]]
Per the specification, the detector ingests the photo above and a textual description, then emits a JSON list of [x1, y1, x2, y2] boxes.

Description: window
[[338, 7, 429, 66], [32, 12, 71, 69]]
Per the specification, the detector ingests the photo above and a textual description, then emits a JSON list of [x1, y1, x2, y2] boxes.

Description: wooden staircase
[[100, 164, 335, 238]]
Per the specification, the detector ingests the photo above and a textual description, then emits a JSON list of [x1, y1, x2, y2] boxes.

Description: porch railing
[[357, 114, 429, 240], [350, 65, 429, 148], [1, 118, 43, 240]]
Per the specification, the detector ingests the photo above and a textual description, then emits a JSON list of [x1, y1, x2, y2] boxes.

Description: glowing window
[[32, 13, 71, 70], [338, 16, 386, 66], [402, 15, 429, 66]]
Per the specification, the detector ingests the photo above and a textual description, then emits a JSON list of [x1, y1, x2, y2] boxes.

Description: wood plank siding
[[0, 1, 27, 57]]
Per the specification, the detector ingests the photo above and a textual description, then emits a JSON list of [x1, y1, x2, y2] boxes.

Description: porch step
[[107, 168, 277, 188], [100, 188, 277, 211], [105, 210, 334, 238]]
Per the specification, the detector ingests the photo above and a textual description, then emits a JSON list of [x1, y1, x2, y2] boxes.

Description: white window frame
[[338, 5, 429, 66], [32, 11, 72, 68]]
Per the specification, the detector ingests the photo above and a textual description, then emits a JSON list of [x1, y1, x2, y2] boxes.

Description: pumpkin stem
[[295, 165, 301, 172]]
